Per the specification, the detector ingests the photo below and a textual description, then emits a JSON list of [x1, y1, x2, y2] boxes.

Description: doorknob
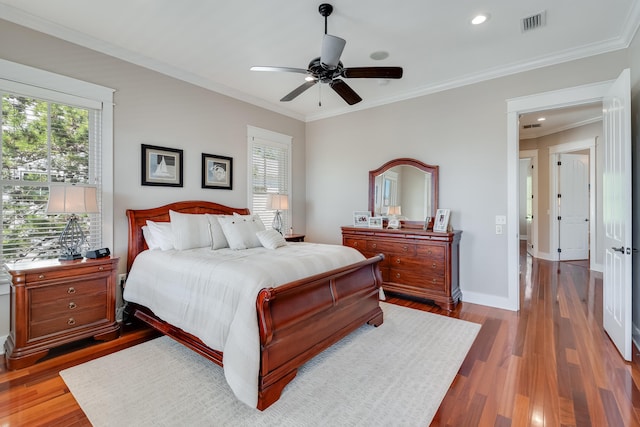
[[611, 246, 625, 253]]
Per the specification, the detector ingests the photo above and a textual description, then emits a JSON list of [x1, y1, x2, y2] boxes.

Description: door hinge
[[557, 216, 561, 220], [557, 193, 561, 198], [557, 248, 562, 253], [557, 161, 562, 166]]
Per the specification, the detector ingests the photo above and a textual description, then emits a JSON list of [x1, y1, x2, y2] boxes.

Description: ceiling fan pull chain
[[319, 83, 322, 107]]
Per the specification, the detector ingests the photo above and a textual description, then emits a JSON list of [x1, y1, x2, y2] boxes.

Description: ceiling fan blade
[[330, 79, 362, 105], [280, 80, 317, 102], [251, 66, 309, 74], [320, 34, 346, 70], [342, 67, 403, 79]]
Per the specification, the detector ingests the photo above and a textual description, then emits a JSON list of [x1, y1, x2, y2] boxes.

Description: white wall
[[305, 51, 629, 306]]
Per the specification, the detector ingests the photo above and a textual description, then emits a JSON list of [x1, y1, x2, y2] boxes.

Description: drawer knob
[[67, 318, 76, 326], [67, 287, 76, 294], [38, 274, 45, 279], [68, 301, 77, 310], [432, 263, 437, 268], [395, 259, 401, 264], [98, 266, 104, 271], [402, 246, 408, 252], [353, 242, 359, 247], [372, 243, 377, 248], [395, 273, 401, 279], [432, 278, 437, 283]]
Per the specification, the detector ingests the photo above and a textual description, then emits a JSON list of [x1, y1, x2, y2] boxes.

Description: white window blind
[[248, 127, 292, 232], [1, 94, 102, 272]]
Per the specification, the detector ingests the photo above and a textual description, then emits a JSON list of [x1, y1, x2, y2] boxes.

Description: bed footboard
[[255, 254, 384, 410]]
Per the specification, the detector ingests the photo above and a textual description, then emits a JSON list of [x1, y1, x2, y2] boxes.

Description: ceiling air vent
[[523, 124, 542, 129], [521, 11, 546, 32]]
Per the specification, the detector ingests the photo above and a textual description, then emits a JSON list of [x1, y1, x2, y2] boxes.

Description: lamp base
[[59, 253, 83, 261]]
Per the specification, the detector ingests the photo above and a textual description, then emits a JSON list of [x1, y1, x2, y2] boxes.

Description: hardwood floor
[[1, 247, 639, 426]]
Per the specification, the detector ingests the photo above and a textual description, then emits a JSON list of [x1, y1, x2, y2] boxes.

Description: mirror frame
[[368, 158, 439, 227]]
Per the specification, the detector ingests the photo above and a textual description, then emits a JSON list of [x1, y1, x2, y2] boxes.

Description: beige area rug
[[60, 303, 480, 427]]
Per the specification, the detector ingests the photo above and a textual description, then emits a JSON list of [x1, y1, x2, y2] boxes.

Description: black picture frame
[[141, 144, 183, 187], [202, 153, 233, 190]]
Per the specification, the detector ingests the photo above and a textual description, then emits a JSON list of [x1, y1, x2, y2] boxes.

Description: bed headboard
[[126, 200, 250, 272]]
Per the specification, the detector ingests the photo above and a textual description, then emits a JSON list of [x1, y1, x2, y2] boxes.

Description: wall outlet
[[118, 273, 127, 286]]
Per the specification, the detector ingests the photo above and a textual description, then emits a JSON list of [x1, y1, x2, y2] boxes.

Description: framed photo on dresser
[[433, 209, 451, 232]]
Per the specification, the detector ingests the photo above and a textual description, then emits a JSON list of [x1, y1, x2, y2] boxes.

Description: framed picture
[[433, 209, 451, 232], [369, 216, 383, 229], [141, 144, 183, 187], [353, 211, 371, 227], [202, 153, 233, 190]]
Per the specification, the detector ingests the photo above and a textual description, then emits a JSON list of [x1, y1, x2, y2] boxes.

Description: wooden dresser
[[342, 227, 462, 310], [4, 257, 120, 370]]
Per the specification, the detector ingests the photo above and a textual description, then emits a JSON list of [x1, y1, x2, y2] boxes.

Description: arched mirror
[[369, 158, 439, 224]]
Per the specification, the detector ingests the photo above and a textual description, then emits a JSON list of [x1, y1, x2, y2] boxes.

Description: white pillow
[[218, 214, 266, 250], [141, 225, 159, 250], [205, 214, 229, 250], [256, 229, 287, 249], [145, 220, 174, 251], [169, 210, 211, 250]]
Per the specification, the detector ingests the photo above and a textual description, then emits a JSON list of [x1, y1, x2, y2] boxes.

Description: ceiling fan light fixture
[[305, 75, 316, 82]]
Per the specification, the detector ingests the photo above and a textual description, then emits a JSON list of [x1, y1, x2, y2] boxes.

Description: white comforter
[[123, 242, 366, 408]]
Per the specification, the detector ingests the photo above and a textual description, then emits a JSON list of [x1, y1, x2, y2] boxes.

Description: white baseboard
[[0, 334, 7, 355], [461, 290, 517, 311]]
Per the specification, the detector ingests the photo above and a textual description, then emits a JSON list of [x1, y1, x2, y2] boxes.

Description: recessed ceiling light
[[537, 117, 546, 121], [370, 51, 389, 61], [471, 14, 490, 25]]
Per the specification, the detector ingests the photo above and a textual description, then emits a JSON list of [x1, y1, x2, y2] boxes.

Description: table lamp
[[267, 194, 289, 234], [387, 205, 401, 229], [46, 184, 99, 260]]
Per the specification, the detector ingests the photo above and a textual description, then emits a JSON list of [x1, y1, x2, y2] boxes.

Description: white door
[[526, 161, 534, 255], [558, 153, 589, 260], [603, 69, 632, 361]]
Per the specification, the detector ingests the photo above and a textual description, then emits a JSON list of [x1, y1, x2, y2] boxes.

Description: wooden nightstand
[[284, 233, 305, 242], [4, 257, 121, 370]]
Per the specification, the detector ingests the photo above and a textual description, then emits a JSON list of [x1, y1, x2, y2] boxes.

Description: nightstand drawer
[[31, 291, 107, 322], [30, 278, 106, 304], [25, 264, 112, 283], [30, 307, 108, 338]]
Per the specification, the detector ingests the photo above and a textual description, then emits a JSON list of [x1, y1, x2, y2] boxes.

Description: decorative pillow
[[256, 229, 287, 250], [145, 220, 174, 251], [218, 214, 266, 250], [169, 210, 212, 250], [205, 214, 230, 250]]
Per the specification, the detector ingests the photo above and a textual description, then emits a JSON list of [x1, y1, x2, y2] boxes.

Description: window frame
[[247, 126, 292, 233], [0, 59, 114, 296]]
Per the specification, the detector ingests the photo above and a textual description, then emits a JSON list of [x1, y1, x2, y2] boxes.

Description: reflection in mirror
[[369, 158, 438, 223]]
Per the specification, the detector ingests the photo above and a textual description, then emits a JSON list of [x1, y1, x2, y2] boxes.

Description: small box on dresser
[[342, 226, 462, 311], [4, 256, 120, 370]]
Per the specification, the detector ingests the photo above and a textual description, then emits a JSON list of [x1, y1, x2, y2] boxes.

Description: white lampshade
[[388, 206, 402, 216], [47, 184, 99, 214], [267, 194, 289, 211]]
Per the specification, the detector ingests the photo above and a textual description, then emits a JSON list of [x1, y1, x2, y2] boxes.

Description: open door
[[558, 153, 589, 260], [602, 68, 632, 361]]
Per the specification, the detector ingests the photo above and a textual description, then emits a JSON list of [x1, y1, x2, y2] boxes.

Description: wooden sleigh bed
[[124, 200, 384, 410]]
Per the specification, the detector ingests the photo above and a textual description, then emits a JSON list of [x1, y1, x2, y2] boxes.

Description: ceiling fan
[[251, 3, 403, 106]]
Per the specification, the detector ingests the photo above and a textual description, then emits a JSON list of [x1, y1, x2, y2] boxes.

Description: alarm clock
[[85, 248, 110, 259]]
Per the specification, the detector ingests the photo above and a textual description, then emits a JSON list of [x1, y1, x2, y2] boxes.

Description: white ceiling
[[0, 1, 638, 124]]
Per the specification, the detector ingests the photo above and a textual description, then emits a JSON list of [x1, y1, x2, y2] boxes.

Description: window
[[0, 59, 114, 294], [247, 126, 292, 232]]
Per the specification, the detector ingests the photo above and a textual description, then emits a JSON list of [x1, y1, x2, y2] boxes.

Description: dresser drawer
[[30, 277, 106, 304], [389, 269, 445, 290], [389, 255, 444, 273], [31, 291, 107, 322], [367, 240, 416, 256], [343, 238, 368, 252], [416, 245, 445, 261], [25, 264, 112, 283], [30, 307, 108, 338]]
